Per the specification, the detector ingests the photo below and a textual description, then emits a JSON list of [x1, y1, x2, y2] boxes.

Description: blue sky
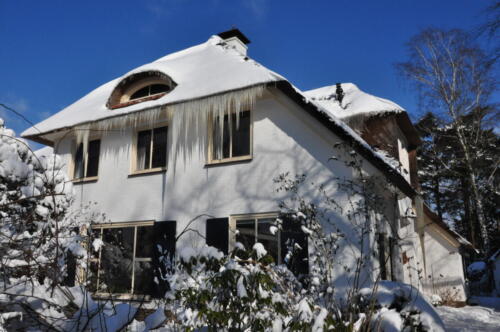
[[0, 0, 492, 139]]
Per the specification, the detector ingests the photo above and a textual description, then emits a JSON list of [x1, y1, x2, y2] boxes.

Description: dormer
[[107, 71, 176, 109]]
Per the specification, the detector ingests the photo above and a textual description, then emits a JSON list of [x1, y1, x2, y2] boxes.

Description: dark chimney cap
[[217, 28, 251, 45]]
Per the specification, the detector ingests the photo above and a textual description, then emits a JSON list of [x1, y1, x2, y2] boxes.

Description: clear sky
[[0, 0, 492, 139]]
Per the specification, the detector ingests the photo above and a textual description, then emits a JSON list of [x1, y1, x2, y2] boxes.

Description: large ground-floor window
[[90, 221, 155, 298]]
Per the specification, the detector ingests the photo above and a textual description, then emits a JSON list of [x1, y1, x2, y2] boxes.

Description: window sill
[[205, 155, 252, 167], [72, 176, 98, 184], [92, 292, 151, 302], [110, 93, 166, 109], [128, 167, 167, 177]]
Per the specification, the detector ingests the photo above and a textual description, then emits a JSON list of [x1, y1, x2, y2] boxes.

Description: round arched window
[[107, 71, 176, 109]]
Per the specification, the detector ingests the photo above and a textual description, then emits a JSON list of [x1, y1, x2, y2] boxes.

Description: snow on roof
[[303, 83, 405, 125], [20, 33, 416, 196], [22, 35, 284, 137], [34, 146, 53, 157]]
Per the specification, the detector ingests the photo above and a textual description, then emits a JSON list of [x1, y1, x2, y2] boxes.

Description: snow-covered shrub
[[356, 281, 446, 332], [0, 119, 78, 282], [0, 118, 105, 329], [165, 243, 331, 331]]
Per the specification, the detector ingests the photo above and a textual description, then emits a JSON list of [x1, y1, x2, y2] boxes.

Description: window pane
[[257, 237, 279, 263], [136, 226, 155, 258], [236, 219, 255, 250], [137, 130, 152, 170], [99, 227, 134, 293], [134, 261, 153, 295], [257, 218, 276, 237], [130, 86, 150, 100], [74, 143, 84, 179], [152, 126, 168, 168], [232, 111, 250, 157], [150, 84, 169, 95], [86, 140, 100, 177], [257, 219, 279, 263], [212, 116, 231, 160], [88, 260, 99, 293]]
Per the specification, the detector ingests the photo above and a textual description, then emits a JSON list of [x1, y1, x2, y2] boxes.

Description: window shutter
[[86, 139, 101, 177], [151, 220, 176, 298], [280, 215, 309, 278], [206, 218, 229, 255]]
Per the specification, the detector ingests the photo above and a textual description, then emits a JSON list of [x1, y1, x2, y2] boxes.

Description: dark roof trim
[[396, 113, 422, 150], [217, 28, 251, 44], [274, 80, 417, 198], [24, 134, 54, 146]]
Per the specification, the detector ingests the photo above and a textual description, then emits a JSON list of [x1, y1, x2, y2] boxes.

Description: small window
[[130, 84, 170, 101], [210, 111, 251, 163], [107, 71, 176, 109], [134, 126, 168, 172], [90, 223, 155, 296], [230, 213, 309, 278], [73, 139, 100, 180], [233, 214, 281, 264]]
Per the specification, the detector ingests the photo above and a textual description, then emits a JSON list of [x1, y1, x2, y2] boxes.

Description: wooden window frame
[[130, 122, 168, 176], [230, 212, 281, 264], [70, 137, 101, 183], [207, 110, 253, 165], [91, 220, 154, 300]]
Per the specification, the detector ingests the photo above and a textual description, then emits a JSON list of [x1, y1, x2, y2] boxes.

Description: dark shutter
[[86, 139, 101, 177], [378, 233, 387, 280], [73, 143, 84, 179], [152, 220, 176, 298], [152, 126, 168, 168], [206, 218, 229, 255], [280, 215, 309, 279]]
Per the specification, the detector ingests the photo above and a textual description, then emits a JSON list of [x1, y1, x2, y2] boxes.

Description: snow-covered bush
[[162, 244, 445, 331], [0, 118, 104, 330], [165, 243, 330, 331], [356, 281, 446, 332]]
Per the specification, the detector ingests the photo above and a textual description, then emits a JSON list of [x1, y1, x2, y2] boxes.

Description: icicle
[[168, 84, 265, 170], [69, 84, 265, 171], [75, 125, 90, 155]]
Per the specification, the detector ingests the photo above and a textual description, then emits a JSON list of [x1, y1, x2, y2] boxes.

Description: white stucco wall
[[422, 224, 466, 301], [55, 89, 404, 291]]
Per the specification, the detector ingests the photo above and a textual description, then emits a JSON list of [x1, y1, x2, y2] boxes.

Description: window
[[89, 221, 176, 298], [229, 213, 309, 278], [133, 126, 168, 173], [209, 111, 251, 163], [107, 71, 176, 109], [130, 84, 170, 101], [73, 139, 100, 180], [234, 215, 281, 263], [90, 222, 155, 296]]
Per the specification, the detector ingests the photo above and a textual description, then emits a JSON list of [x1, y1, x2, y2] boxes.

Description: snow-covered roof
[[34, 146, 53, 158], [303, 83, 404, 124], [21, 32, 417, 198], [22, 35, 284, 137]]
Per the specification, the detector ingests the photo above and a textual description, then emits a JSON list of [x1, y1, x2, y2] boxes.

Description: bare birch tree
[[397, 28, 498, 253]]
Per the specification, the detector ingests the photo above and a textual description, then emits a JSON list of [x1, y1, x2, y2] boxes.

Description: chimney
[[335, 83, 344, 104], [217, 28, 251, 56]]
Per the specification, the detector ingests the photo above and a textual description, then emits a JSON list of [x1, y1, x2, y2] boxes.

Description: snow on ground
[[436, 297, 500, 332]]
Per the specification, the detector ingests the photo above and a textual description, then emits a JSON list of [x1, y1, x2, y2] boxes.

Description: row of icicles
[[75, 84, 266, 171]]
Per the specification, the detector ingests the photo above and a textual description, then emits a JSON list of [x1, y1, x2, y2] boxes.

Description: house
[[22, 29, 468, 300]]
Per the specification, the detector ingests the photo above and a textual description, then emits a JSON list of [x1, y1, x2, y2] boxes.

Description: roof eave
[[274, 81, 417, 198]]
